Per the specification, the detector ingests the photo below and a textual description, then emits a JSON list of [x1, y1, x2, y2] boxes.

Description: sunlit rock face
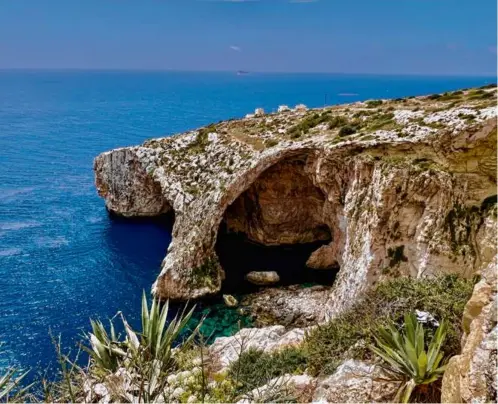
[[441, 256, 497, 403], [94, 87, 497, 319], [223, 155, 330, 246]]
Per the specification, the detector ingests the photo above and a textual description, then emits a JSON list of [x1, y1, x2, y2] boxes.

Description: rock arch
[[215, 152, 342, 292], [95, 117, 497, 320]]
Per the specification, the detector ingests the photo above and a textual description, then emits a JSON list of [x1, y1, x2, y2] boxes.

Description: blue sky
[[0, 0, 496, 75]]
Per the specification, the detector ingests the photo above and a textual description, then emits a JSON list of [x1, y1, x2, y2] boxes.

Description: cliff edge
[[94, 87, 497, 318]]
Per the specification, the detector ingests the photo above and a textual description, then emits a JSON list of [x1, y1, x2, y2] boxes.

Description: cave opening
[[215, 155, 340, 294]]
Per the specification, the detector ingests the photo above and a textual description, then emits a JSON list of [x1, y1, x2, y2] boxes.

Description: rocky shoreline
[[94, 86, 496, 317]]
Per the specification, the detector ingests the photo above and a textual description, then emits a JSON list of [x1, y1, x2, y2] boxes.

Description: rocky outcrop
[[94, 87, 497, 318], [241, 284, 330, 327], [441, 256, 497, 403], [208, 325, 309, 371], [312, 360, 400, 403], [94, 147, 171, 217]]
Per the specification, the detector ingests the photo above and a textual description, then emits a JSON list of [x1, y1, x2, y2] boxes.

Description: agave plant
[[84, 292, 201, 373], [124, 292, 199, 368], [82, 318, 127, 372], [370, 312, 448, 403]]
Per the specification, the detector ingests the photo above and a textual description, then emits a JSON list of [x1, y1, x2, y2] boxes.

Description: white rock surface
[[312, 360, 400, 403], [209, 325, 308, 370]]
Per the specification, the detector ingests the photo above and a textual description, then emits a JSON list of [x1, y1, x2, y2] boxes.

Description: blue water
[[0, 70, 495, 379]]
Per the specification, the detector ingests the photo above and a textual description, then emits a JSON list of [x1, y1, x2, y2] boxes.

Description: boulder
[[245, 271, 280, 285], [241, 284, 329, 327], [223, 294, 238, 307], [254, 108, 265, 116], [306, 244, 339, 269]]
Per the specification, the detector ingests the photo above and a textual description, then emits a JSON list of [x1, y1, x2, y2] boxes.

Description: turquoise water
[[0, 70, 495, 378]]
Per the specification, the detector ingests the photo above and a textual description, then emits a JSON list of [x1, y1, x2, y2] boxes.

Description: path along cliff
[[94, 87, 497, 320]]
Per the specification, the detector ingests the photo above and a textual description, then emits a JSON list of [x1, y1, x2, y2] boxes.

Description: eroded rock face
[[94, 147, 171, 217], [223, 156, 331, 245], [441, 256, 497, 403], [94, 88, 497, 319]]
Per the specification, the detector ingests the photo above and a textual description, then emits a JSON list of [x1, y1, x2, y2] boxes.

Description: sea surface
[[0, 70, 495, 380]]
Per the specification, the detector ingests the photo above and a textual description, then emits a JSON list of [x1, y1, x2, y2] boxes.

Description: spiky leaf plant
[[81, 291, 202, 402], [0, 345, 32, 402], [370, 312, 448, 403], [122, 291, 200, 371], [0, 367, 31, 402], [82, 319, 126, 373]]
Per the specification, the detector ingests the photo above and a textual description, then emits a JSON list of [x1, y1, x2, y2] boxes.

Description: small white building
[[254, 108, 265, 116], [294, 104, 308, 111], [278, 105, 290, 113]]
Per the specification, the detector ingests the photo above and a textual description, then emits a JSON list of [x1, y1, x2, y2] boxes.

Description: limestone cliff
[[94, 87, 497, 318], [441, 255, 497, 403]]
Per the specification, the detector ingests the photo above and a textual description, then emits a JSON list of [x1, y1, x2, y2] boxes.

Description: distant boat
[[237, 70, 250, 75]]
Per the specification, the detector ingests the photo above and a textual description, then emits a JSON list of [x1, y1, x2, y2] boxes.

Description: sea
[[0, 70, 495, 381]]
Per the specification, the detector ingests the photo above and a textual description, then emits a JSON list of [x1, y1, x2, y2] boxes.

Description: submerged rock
[[245, 271, 280, 285], [94, 87, 497, 320]]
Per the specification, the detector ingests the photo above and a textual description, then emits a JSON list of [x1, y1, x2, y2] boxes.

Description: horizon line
[[0, 67, 496, 78]]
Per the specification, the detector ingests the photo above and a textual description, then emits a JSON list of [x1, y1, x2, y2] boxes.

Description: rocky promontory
[[94, 87, 497, 319]]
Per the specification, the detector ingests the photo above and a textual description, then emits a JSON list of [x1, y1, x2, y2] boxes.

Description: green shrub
[[190, 124, 216, 152], [427, 94, 441, 100], [338, 125, 357, 136], [365, 99, 383, 107], [305, 275, 474, 376], [328, 115, 348, 129], [229, 347, 307, 394], [367, 112, 395, 131], [288, 112, 349, 138], [265, 139, 279, 148]]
